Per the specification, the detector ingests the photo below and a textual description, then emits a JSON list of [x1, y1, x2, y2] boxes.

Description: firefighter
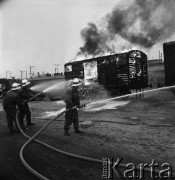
[[18, 79, 35, 127], [3, 83, 24, 133], [64, 78, 85, 136], [0, 84, 8, 100]]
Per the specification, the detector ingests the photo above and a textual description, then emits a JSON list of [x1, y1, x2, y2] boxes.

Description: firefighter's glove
[[81, 104, 86, 108]]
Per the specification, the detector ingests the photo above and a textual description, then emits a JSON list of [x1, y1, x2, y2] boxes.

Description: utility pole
[[6, 70, 12, 79], [19, 70, 25, 79], [54, 64, 59, 74], [8, 72, 13, 79], [29, 66, 35, 78]]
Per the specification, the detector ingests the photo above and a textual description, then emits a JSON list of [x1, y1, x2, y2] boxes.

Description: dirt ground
[[1, 88, 175, 180]]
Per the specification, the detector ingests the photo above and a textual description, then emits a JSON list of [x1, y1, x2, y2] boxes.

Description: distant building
[[147, 59, 164, 67]]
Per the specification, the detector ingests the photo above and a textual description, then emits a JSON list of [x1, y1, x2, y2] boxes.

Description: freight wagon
[[64, 50, 148, 95], [163, 41, 175, 86]]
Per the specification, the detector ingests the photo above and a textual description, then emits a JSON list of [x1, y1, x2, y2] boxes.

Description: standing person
[[0, 84, 8, 100], [3, 83, 24, 133], [64, 78, 85, 136], [18, 79, 35, 127]]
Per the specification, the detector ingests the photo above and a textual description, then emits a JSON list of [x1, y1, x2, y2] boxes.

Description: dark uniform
[[64, 87, 80, 133], [0, 85, 8, 100], [18, 87, 32, 126], [3, 90, 24, 133]]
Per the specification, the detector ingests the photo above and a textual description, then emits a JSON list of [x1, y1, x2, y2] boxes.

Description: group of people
[[2, 79, 34, 133], [2, 77, 85, 136]]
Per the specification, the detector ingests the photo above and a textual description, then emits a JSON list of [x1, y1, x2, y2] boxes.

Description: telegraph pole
[[54, 64, 59, 73], [6, 70, 12, 79], [29, 66, 35, 78], [19, 70, 25, 79]]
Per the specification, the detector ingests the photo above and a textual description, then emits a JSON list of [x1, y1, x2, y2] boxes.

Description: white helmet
[[72, 78, 81, 86], [11, 83, 21, 91], [22, 79, 30, 87]]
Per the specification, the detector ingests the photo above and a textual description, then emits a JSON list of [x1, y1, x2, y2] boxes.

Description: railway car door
[[72, 63, 84, 79], [106, 56, 117, 91], [64, 65, 73, 80], [97, 59, 107, 86], [129, 50, 148, 89], [83, 61, 97, 84], [116, 54, 130, 94]]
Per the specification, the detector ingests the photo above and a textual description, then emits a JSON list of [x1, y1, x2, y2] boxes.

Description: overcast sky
[[0, 0, 174, 79]]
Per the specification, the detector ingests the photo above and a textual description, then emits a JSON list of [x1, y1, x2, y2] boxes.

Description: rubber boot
[[75, 129, 83, 133], [10, 129, 15, 133], [64, 130, 70, 136], [27, 122, 35, 126]]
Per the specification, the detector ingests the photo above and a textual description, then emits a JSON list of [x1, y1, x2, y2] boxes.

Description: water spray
[[87, 85, 175, 107], [28, 80, 72, 102]]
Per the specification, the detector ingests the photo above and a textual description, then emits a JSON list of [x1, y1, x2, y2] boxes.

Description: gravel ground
[[0, 89, 175, 180]]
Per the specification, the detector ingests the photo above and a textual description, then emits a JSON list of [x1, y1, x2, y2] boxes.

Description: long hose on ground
[[16, 107, 168, 180]]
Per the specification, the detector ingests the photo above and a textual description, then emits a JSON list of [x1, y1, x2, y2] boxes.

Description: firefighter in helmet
[[3, 83, 24, 133], [64, 78, 85, 136], [18, 79, 35, 127]]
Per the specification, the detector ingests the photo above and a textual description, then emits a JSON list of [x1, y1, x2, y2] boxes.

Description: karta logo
[[102, 158, 175, 179]]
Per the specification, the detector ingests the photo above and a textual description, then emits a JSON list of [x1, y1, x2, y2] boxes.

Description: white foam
[[85, 100, 130, 112], [41, 108, 65, 118], [54, 100, 65, 106]]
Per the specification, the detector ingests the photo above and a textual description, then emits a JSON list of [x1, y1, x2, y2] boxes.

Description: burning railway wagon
[[64, 50, 148, 95], [163, 41, 175, 86]]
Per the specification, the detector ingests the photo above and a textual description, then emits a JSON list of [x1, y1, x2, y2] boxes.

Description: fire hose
[[2, 86, 174, 179], [16, 107, 167, 180], [28, 91, 44, 102]]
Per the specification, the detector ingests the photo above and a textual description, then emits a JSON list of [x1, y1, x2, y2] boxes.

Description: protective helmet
[[11, 83, 21, 91], [22, 79, 30, 87], [72, 78, 81, 86]]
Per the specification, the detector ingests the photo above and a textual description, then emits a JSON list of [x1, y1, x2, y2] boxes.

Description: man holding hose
[[3, 83, 24, 133], [18, 79, 35, 127], [64, 78, 85, 136]]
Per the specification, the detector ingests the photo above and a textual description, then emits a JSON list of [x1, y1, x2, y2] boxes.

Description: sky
[[0, 0, 174, 79]]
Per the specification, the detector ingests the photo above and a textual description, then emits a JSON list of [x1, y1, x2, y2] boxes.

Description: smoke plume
[[78, 0, 175, 55], [78, 22, 110, 56]]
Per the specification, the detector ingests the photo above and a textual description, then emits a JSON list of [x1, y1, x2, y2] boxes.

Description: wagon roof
[[64, 50, 146, 66], [163, 41, 175, 45]]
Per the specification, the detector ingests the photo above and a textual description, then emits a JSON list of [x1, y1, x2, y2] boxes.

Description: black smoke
[[78, 0, 175, 55], [78, 22, 110, 56], [0, 0, 8, 6]]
